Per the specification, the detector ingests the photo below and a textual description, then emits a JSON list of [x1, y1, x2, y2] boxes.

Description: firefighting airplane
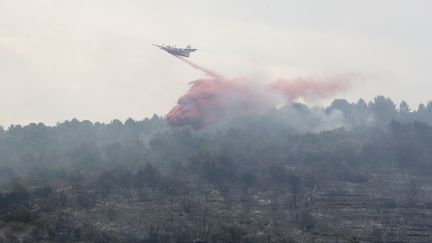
[[153, 44, 197, 57]]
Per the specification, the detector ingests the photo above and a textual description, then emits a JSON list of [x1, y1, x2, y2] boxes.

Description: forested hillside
[[1, 97, 432, 242]]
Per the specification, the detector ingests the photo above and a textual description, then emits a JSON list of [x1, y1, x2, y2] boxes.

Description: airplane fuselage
[[153, 44, 197, 57]]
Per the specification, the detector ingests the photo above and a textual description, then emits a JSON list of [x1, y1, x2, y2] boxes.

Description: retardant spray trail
[[167, 58, 351, 129], [175, 56, 222, 78]]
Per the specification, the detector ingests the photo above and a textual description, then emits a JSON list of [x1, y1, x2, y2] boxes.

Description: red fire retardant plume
[[268, 77, 351, 100], [167, 57, 351, 129]]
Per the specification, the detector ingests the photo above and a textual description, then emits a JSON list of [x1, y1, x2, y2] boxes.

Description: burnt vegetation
[[1, 97, 432, 242]]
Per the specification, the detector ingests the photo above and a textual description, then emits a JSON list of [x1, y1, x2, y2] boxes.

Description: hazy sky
[[0, 0, 431, 126]]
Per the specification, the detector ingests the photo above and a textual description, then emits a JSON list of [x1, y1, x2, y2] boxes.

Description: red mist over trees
[[167, 57, 351, 129]]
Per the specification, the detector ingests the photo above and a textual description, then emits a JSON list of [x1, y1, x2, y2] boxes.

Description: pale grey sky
[[0, 0, 431, 126]]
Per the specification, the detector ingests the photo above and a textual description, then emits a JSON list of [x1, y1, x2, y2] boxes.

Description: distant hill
[[1, 97, 432, 242]]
